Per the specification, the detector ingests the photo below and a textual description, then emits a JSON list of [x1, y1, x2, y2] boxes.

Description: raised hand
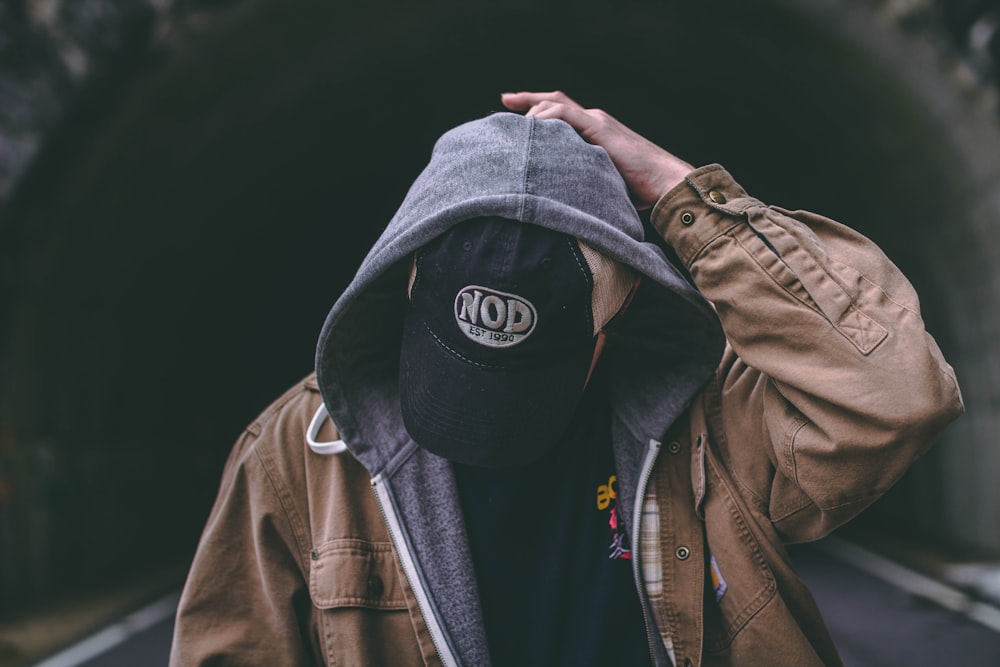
[[501, 91, 694, 209]]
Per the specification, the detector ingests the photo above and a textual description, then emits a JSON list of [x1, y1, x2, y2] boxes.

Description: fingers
[[524, 100, 559, 117], [500, 90, 597, 139], [501, 91, 607, 139], [500, 91, 580, 111], [526, 101, 599, 136]]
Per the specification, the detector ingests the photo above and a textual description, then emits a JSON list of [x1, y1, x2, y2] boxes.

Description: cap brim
[[399, 313, 594, 468]]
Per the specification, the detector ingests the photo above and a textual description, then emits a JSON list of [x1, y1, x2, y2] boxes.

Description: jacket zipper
[[371, 476, 459, 667], [633, 438, 664, 666]]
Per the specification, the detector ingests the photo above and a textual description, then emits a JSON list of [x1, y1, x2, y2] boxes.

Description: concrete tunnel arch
[[1, 0, 998, 600]]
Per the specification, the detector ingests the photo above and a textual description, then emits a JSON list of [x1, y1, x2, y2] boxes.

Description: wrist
[[654, 156, 695, 198]]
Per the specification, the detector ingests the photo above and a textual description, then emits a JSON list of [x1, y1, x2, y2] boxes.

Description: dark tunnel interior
[[0, 0, 971, 609]]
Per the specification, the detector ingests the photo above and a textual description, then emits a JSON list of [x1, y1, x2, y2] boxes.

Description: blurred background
[[1, 0, 999, 664]]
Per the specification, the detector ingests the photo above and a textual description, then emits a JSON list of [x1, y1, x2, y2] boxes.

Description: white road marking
[[31, 590, 180, 667], [819, 537, 1000, 633]]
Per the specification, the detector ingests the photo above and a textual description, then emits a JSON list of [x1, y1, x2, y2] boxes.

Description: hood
[[314, 111, 725, 666], [316, 111, 724, 477]]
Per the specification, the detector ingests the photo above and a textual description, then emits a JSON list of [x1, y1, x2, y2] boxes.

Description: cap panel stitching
[[423, 322, 509, 371]]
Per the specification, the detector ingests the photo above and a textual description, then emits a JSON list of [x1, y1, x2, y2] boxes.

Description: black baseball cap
[[399, 216, 634, 468]]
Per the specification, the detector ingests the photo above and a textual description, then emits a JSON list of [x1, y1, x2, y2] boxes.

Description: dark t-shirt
[[453, 366, 653, 666]]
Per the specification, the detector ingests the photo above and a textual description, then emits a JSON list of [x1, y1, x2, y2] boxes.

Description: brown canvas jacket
[[171, 165, 963, 666]]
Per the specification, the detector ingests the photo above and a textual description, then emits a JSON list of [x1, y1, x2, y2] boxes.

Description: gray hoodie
[[315, 112, 725, 665]]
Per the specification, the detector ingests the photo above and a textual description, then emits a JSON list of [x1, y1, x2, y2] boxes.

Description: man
[[170, 91, 963, 666]]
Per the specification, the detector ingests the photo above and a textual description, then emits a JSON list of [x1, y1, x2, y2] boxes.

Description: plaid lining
[[640, 491, 662, 596], [640, 474, 676, 664]]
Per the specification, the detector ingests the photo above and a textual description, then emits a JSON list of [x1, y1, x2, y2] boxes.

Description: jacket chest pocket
[[310, 539, 423, 666], [699, 449, 778, 654]]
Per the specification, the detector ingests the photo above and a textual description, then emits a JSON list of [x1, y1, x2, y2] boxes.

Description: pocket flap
[[309, 539, 407, 610]]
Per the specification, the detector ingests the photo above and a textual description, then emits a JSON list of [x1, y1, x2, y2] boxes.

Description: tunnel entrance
[[0, 0, 991, 610]]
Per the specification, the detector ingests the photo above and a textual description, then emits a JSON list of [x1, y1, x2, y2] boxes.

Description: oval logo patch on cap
[[454, 285, 537, 348]]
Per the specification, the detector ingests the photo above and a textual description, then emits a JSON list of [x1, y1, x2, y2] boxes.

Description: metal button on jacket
[[680, 211, 695, 225], [675, 545, 691, 560], [709, 189, 727, 204]]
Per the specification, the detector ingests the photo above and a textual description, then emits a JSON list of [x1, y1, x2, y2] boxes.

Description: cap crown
[[409, 218, 596, 369]]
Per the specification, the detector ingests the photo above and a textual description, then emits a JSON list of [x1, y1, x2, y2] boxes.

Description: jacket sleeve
[[651, 164, 964, 543], [169, 427, 315, 666]]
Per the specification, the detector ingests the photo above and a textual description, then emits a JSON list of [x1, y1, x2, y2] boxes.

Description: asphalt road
[[37, 542, 1000, 667]]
